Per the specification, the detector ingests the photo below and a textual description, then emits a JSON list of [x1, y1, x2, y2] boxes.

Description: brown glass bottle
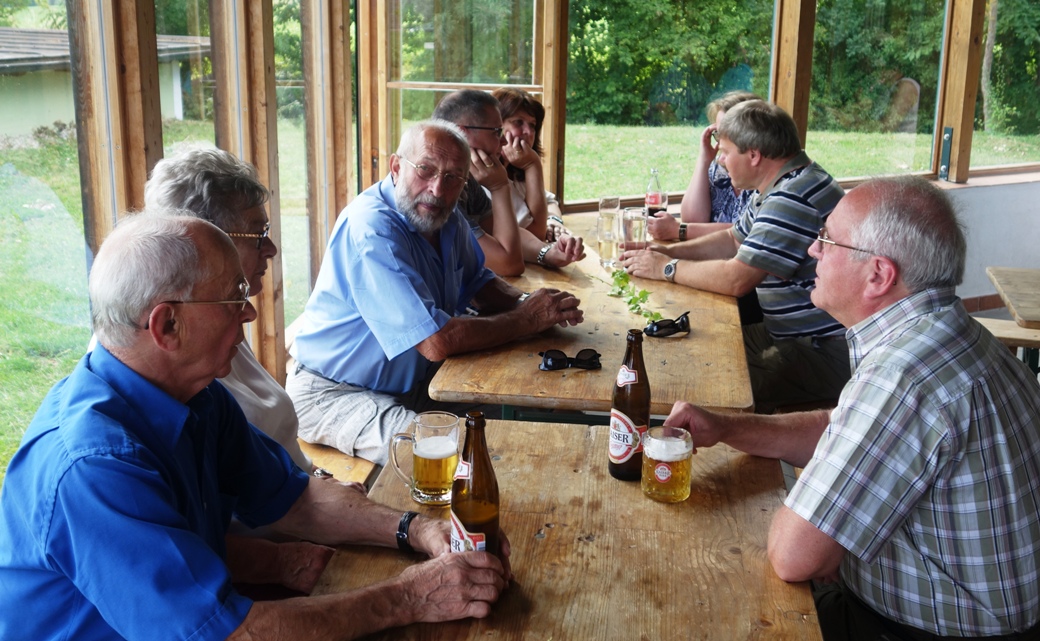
[[450, 411, 500, 556], [608, 329, 651, 481]]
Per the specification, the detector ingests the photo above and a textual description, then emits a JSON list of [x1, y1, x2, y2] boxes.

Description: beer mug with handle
[[389, 412, 461, 505], [641, 426, 693, 502]]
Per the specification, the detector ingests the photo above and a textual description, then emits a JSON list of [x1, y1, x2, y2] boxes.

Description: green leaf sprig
[[607, 270, 663, 323]]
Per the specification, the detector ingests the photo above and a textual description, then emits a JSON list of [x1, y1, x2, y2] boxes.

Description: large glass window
[[156, 1, 216, 150], [0, 14, 90, 480], [805, 0, 945, 177], [564, 0, 774, 202], [970, 0, 1040, 168]]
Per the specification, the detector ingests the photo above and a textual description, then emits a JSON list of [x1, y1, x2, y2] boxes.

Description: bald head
[[90, 211, 235, 348]]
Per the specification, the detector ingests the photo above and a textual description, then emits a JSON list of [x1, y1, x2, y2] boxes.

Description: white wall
[[948, 179, 1040, 299]]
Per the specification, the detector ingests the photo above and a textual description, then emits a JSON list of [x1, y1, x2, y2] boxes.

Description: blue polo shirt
[[0, 345, 309, 641], [291, 174, 495, 393]]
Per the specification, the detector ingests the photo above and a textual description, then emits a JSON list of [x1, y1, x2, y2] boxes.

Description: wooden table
[[429, 217, 753, 415], [987, 267, 1040, 329], [312, 420, 822, 640]]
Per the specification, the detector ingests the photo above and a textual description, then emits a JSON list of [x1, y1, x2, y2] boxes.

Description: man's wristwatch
[[396, 511, 419, 553], [663, 258, 680, 283], [536, 244, 552, 266], [678, 223, 688, 241]]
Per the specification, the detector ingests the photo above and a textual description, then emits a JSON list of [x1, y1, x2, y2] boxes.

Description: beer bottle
[[609, 329, 651, 481], [645, 168, 668, 218], [450, 411, 500, 556]]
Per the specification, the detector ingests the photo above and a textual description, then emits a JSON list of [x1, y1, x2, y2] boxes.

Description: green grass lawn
[[1, 120, 1038, 483]]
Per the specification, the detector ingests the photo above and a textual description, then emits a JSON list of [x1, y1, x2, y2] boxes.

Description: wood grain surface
[[987, 267, 1040, 329], [312, 420, 822, 640], [429, 233, 754, 414]]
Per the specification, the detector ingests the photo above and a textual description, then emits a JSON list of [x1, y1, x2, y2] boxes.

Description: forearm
[[470, 277, 523, 314], [485, 188, 524, 275], [714, 409, 829, 467], [521, 165, 549, 241], [231, 579, 415, 641], [666, 227, 739, 261], [672, 258, 762, 297], [680, 155, 714, 223], [225, 535, 281, 584], [519, 227, 550, 263], [415, 313, 526, 362]]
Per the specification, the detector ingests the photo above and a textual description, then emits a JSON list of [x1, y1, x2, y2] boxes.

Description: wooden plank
[[935, 0, 986, 183], [428, 251, 754, 415], [976, 318, 1040, 349], [313, 420, 821, 640], [770, 0, 815, 148], [987, 267, 1040, 329], [298, 439, 378, 486], [540, 0, 568, 202]]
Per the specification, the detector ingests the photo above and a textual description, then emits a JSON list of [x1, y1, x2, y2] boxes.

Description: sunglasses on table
[[538, 349, 602, 371], [644, 311, 691, 338]]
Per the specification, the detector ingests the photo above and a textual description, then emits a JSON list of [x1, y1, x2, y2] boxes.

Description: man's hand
[[408, 515, 452, 558], [544, 234, 586, 267], [395, 552, 510, 623], [519, 288, 584, 329], [470, 148, 509, 192], [618, 246, 672, 281], [500, 131, 539, 170], [663, 401, 725, 451], [647, 212, 680, 241], [275, 541, 336, 594]]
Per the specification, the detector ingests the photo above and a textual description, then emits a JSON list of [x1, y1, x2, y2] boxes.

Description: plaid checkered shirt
[[787, 287, 1040, 636]]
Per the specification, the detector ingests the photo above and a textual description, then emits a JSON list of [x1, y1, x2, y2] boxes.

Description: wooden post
[[301, 0, 354, 288], [935, 0, 986, 183], [210, 0, 287, 383], [770, 0, 815, 148], [67, 0, 162, 257]]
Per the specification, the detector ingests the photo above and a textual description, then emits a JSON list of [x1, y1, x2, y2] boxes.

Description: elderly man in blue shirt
[[287, 120, 584, 464], [0, 212, 512, 640]]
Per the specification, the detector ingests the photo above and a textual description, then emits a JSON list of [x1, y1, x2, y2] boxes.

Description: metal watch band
[[396, 511, 419, 553], [536, 244, 552, 266], [678, 223, 688, 241], [664, 258, 680, 283]]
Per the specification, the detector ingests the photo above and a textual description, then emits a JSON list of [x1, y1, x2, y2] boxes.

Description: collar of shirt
[[753, 151, 812, 207], [87, 343, 211, 451], [845, 287, 958, 368]]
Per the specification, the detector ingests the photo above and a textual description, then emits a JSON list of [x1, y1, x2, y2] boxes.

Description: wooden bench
[[298, 439, 379, 487], [976, 317, 1040, 374]]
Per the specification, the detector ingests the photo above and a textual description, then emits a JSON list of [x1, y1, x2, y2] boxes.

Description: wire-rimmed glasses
[[227, 222, 270, 250], [399, 157, 467, 189]]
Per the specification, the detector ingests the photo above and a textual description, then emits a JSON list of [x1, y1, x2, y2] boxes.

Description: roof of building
[[0, 27, 211, 74]]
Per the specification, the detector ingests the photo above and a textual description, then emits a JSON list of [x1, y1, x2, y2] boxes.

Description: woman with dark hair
[[492, 87, 584, 268]]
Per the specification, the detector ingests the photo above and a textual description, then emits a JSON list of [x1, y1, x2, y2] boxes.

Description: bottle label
[[654, 462, 672, 483], [449, 510, 486, 553], [453, 460, 471, 481], [616, 365, 638, 387], [609, 408, 646, 463], [645, 193, 664, 206]]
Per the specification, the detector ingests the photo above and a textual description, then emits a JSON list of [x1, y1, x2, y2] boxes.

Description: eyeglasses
[[399, 156, 467, 189], [815, 227, 878, 256], [538, 349, 602, 371], [461, 124, 504, 138], [228, 222, 270, 250], [711, 129, 720, 144], [644, 311, 691, 338], [162, 279, 252, 314]]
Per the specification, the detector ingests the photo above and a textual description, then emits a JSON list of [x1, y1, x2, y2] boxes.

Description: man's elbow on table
[[767, 506, 845, 583]]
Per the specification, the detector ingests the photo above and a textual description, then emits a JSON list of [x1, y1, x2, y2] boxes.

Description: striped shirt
[[732, 152, 845, 339], [787, 288, 1040, 636]]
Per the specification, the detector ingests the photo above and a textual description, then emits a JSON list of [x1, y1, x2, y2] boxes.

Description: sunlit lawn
[[1, 120, 1038, 483]]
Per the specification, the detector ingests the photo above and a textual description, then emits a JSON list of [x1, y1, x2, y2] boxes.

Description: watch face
[[664, 262, 676, 277]]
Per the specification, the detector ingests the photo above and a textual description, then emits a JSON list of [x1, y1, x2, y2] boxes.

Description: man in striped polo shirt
[[620, 100, 847, 411]]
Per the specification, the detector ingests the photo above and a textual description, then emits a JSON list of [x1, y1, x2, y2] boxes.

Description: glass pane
[[971, 0, 1040, 168], [805, 0, 945, 177], [564, 0, 774, 202], [390, 0, 535, 85], [273, 0, 311, 324], [0, 19, 91, 481], [156, 1, 216, 149]]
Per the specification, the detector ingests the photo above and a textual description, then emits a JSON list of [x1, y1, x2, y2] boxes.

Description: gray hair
[[717, 100, 801, 159], [144, 147, 269, 232], [848, 176, 966, 292], [431, 89, 500, 124], [90, 211, 219, 348], [396, 120, 470, 160]]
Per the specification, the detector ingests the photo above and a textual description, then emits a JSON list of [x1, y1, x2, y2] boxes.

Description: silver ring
[[313, 467, 333, 478]]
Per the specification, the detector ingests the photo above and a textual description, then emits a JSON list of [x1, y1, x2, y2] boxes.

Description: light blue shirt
[[291, 174, 495, 393]]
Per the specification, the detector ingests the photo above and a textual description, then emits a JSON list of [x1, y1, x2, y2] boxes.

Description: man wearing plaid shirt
[[664, 176, 1040, 640]]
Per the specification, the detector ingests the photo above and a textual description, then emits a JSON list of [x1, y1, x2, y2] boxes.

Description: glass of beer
[[641, 426, 693, 503], [389, 412, 460, 505], [622, 206, 647, 249], [597, 197, 621, 269]]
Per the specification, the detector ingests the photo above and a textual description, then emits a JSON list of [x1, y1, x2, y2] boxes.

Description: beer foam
[[414, 435, 457, 459], [644, 436, 691, 462]]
